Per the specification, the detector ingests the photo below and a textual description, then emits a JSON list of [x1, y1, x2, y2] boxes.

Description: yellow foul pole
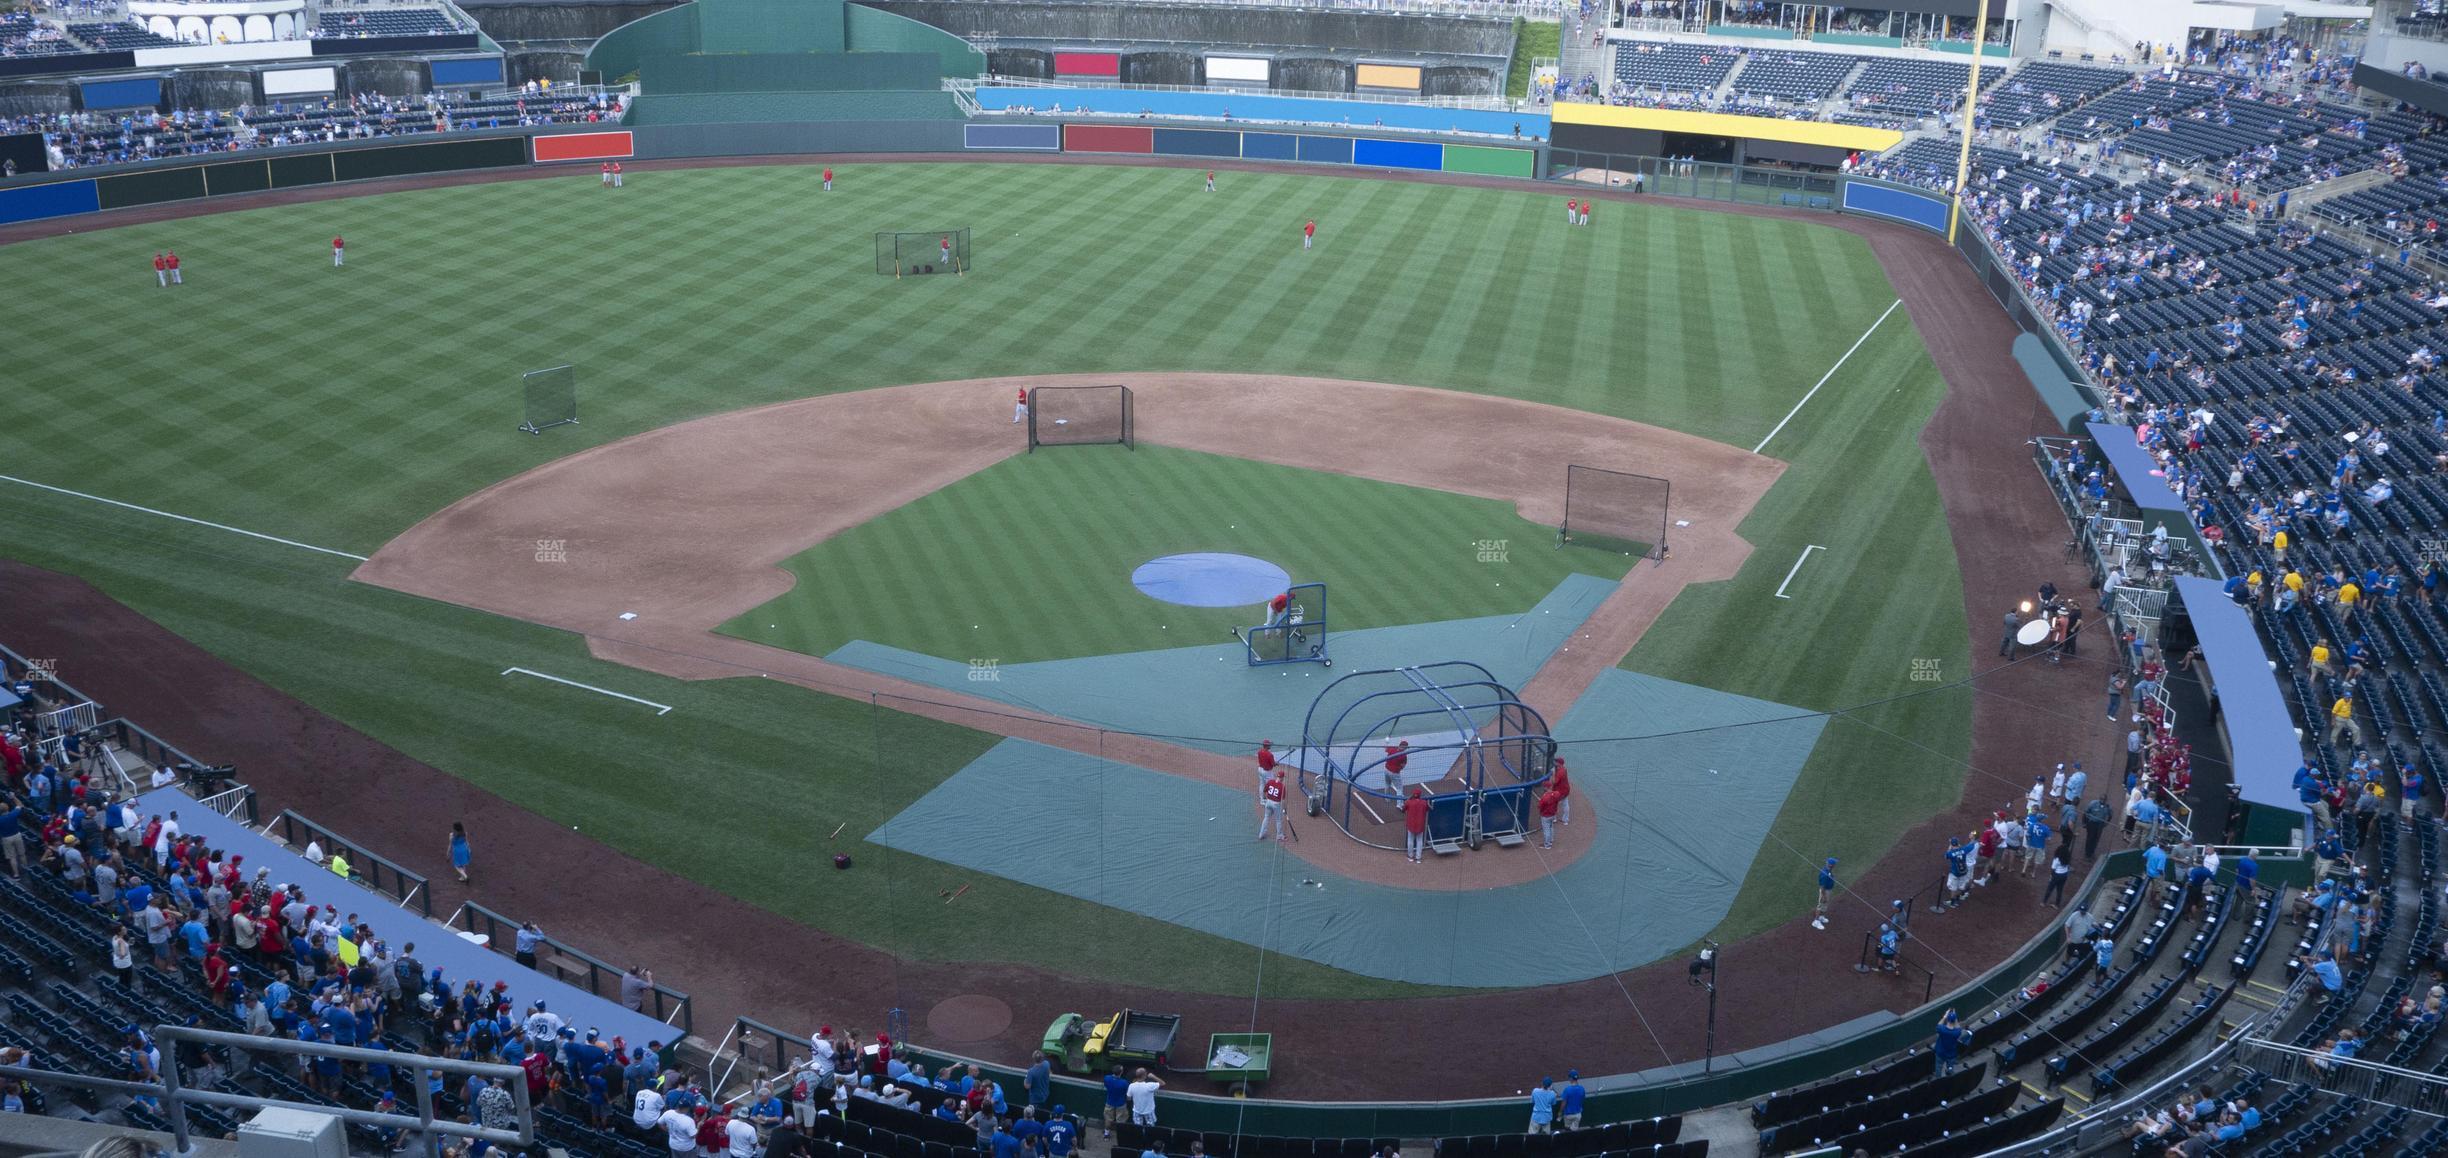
[[1944, 0, 1993, 245]]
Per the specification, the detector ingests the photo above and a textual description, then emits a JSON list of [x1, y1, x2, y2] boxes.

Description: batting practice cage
[[876, 229, 970, 277], [1027, 384, 1134, 451], [1293, 661, 1555, 853], [1558, 464, 1671, 560], [518, 363, 578, 435]]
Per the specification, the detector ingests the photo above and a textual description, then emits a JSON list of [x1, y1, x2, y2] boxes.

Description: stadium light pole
[[1943, 0, 1993, 246]]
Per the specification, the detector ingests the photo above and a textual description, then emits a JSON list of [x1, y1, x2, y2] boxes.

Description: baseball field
[[0, 160, 1971, 1014]]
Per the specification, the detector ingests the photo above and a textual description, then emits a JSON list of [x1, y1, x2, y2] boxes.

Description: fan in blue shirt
[[1045, 1110, 1078, 1158]]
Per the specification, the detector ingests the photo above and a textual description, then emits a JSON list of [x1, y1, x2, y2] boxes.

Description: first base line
[[0, 473, 369, 562], [1773, 545, 1827, 600], [500, 667, 673, 715]]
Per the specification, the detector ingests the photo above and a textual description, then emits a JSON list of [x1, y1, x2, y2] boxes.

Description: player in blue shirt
[[1813, 858, 1836, 931]]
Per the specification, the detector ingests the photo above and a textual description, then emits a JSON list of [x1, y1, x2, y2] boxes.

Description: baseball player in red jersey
[[1382, 740, 1410, 791], [1255, 740, 1276, 786], [1579, 200, 1591, 227], [1258, 769, 1287, 841], [153, 253, 167, 287], [1535, 786, 1562, 848], [822, 167, 833, 191], [1266, 590, 1292, 628], [1567, 199, 1578, 225], [1301, 219, 1315, 250], [1551, 755, 1571, 824], [611, 161, 623, 188], [600, 162, 612, 187], [1204, 170, 1215, 193], [940, 235, 952, 268], [1402, 785, 1429, 863], [331, 236, 345, 267], [1012, 388, 1029, 425], [166, 251, 181, 284]]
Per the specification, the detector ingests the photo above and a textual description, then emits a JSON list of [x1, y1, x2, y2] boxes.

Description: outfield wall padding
[[1151, 127, 1240, 158], [531, 130, 634, 163], [268, 152, 337, 187], [1353, 136, 1439, 170], [978, 86, 1544, 139], [0, 177, 98, 224], [332, 136, 529, 182], [1240, 130, 1298, 160], [202, 158, 273, 195], [964, 122, 1060, 150], [1062, 122, 1153, 153], [95, 164, 206, 210], [1442, 142, 1534, 177], [1839, 179, 1949, 233], [1296, 133, 1353, 164]]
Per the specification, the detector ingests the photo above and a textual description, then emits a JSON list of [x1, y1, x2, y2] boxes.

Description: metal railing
[[190, 783, 259, 823], [270, 809, 432, 916], [2229, 1036, 2448, 1114], [0, 1024, 529, 1157], [447, 899, 692, 1034], [714, 1016, 818, 1097]]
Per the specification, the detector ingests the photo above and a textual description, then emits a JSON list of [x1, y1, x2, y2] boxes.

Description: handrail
[[189, 783, 258, 823], [270, 808, 432, 917], [448, 898, 692, 1034], [0, 1024, 530, 1156]]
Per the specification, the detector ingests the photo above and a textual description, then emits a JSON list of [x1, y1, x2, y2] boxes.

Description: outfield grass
[[722, 445, 1633, 663], [0, 161, 1963, 992]]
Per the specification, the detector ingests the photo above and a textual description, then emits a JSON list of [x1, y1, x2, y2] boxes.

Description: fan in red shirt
[[1401, 785, 1429, 864], [1974, 816, 2003, 885], [152, 253, 167, 287]]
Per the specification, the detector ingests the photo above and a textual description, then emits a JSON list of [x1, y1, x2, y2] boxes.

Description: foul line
[[0, 473, 368, 562], [501, 667, 674, 716], [1773, 545, 1826, 599], [1752, 298, 1904, 455]]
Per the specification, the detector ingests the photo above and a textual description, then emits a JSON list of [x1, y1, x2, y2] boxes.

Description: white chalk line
[[501, 667, 674, 715], [1773, 544, 1827, 600], [0, 473, 368, 561], [1753, 298, 1905, 455]]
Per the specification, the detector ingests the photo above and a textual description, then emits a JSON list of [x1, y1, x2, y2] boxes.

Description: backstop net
[[519, 363, 577, 435], [1559, 464, 1670, 560], [1027, 385, 1134, 451], [876, 229, 970, 277]]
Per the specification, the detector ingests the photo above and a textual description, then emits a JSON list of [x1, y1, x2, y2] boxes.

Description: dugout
[[1546, 101, 1900, 173]]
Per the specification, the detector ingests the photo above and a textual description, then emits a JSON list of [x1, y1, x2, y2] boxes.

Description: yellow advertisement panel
[[1552, 101, 1904, 152], [1355, 64, 1422, 90]]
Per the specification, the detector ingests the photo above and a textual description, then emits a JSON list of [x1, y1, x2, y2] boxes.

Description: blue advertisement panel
[[1353, 137, 1442, 171], [1240, 132, 1297, 160], [81, 77, 161, 110], [0, 179, 101, 225], [1840, 181, 1950, 233], [429, 57, 504, 87], [1295, 134, 1353, 165], [1151, 127, 1240, 158], [964, 122, 1060, 151]]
